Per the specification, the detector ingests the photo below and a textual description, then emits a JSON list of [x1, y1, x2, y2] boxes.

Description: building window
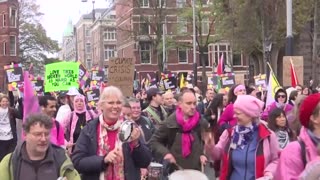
[[104, 45, 116, 60], [199, 47, 209, 66], [139, 0, 149, 7], [157, 0, 166, 7], [85, 26, 90, 37], [177, 0, 186, 8], [177, 16, 187, 33], [86, 59, 92, 69], [212, 43, 232, 65], [233, 53, 242, 66], [140, 42, 151, 64], [9, 8, 17, 27], [104, 28, 116, 40], [2, 14, 6, 27], [86, 43, 91, 53], [201, 17, 209, 35], [9, 36, 16, 56], [178, 48, 187, 63], [3, 42, 6, 55], [140, 22, 149, 35]]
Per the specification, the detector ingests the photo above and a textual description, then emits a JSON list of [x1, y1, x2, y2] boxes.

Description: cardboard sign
[[4, 64, 24, 91], [45, 62, 79, 92], [108, 58, 135, 97], [86, 88, 100, 107]]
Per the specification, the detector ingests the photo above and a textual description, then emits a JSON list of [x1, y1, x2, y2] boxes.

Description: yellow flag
[[180, 74, 185, 88]]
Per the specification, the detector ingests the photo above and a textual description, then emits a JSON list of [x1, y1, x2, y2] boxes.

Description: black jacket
[[71, 118, 152, 180]]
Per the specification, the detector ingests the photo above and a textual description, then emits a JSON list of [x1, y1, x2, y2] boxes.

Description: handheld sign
[[108, 58, 135, 97], [85, 88, 100, 108], [45, 62, 79, 92], [4, 64, 24, 91]]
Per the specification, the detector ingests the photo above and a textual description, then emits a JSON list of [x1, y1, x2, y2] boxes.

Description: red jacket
[[207, 123, 279, 180]]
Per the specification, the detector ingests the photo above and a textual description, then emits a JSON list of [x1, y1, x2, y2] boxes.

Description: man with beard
[[0, 113, 80, 180]]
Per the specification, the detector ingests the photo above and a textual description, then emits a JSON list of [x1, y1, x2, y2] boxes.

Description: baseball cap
[[66, 87, 80, 96], [147, 88, 164, 101]]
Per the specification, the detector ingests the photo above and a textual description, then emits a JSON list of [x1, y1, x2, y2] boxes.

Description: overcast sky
[[37, 0, 109, 43]]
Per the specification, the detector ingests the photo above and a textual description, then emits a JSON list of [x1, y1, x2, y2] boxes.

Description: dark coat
[[9, 107, 23, 145], [149, 112, 208, 170], [71, 118, 152, 180]]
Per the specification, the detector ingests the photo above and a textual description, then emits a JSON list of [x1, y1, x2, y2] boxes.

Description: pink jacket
[[218, 103, 237, 127], [207, 123, 279, 178], [276, 127, 318, 180], [50, 119, 65, 146], [62, 110, 98, 144], [261, 102, 293, 121]]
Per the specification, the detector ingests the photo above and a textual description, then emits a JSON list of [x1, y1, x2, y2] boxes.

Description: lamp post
[[285, 0, 293, 55], [264, 39, 272, 83], [192, 0, 197, 87]]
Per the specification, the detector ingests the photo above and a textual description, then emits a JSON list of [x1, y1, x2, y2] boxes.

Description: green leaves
[[19, 0, 59, 75]]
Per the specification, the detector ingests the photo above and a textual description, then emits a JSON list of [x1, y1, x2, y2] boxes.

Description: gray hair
[[98, 86, 124, 105], [23, 113, 53, 133], [127, 97, 140, 104]]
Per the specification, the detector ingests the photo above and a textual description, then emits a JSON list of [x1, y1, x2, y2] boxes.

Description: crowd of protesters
[[0, 82, 320, 180]]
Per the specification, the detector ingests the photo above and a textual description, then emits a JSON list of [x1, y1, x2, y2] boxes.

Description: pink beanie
[[234, 95, 264, 118]]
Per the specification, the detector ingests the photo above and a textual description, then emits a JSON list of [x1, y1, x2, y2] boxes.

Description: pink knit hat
[[234, 95, 265, 118]]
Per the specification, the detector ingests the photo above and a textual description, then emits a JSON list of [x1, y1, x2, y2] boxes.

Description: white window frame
[[85, 26, 91, 37], [86, 59, 92, 69], [157, 0, 166, 7], [140, 20, 150, 35], [140, 42, 151, 64], [201, 17, 209, 35], [211, 43, 234, 66], [177, 0, 186, 8], [9, 36, 16, 56], [104, 28, 116, 40], [139, 0, 149, 8], [104, 45, 116, 61], [2, 14, 6, 27], [85, 43, 91, 53], [9, 7, 17, 27], [178, 48, 188, 64], [177, 16, 187, 33], [3, 42, 6, 55]]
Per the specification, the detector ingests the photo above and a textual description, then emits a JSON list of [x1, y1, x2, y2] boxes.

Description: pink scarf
[[73, 94, 86, 114], [176, 107, 200, 158]]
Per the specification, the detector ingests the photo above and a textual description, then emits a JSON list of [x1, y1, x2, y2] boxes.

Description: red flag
[[217, 54, 224, 75], [290, 59, 299, 87]]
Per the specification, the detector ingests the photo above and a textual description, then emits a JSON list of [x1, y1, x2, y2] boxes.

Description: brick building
[[91, 7, 117, 68], [0, 0, 19, 91], [115, 0, 249, 84]]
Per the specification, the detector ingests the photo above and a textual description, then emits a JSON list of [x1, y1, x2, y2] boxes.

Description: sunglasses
[[277, 95, 286, 98]]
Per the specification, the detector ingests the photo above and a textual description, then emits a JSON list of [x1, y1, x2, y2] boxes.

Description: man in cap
[[142, 88, 168, 127], [56, 87, 80, 123]]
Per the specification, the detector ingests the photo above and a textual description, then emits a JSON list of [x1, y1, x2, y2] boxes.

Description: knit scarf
[[307, 129, 320, 146], [176, 107, 200, 158], [231, 123, 258, 149], [97, 115, 124, 180], [276, 130, 289, 149]]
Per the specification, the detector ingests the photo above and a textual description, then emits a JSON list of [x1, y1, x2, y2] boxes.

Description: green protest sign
[[45, 62, 79, 92]]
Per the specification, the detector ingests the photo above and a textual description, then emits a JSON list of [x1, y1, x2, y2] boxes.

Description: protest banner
[[254, 74, 267, 91], [90, 67, 105, 88], [85, 88, 100, 107], [108, 58, 135, 97], [4, 64, 24, 91], [31, 78, 44, 96], [159, 73, 177, 91], [45, 62, 79, 92], [221, 73, 235, 91], [78, 62, 90, 88]]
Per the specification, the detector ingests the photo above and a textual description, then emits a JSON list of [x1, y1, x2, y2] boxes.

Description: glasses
[[30, 132, 50, 139], [277, 95, 286, 98]]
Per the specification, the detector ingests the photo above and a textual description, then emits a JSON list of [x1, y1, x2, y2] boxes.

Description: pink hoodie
[[276, 127, 318, 180], [218, 103, 237, 127]]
